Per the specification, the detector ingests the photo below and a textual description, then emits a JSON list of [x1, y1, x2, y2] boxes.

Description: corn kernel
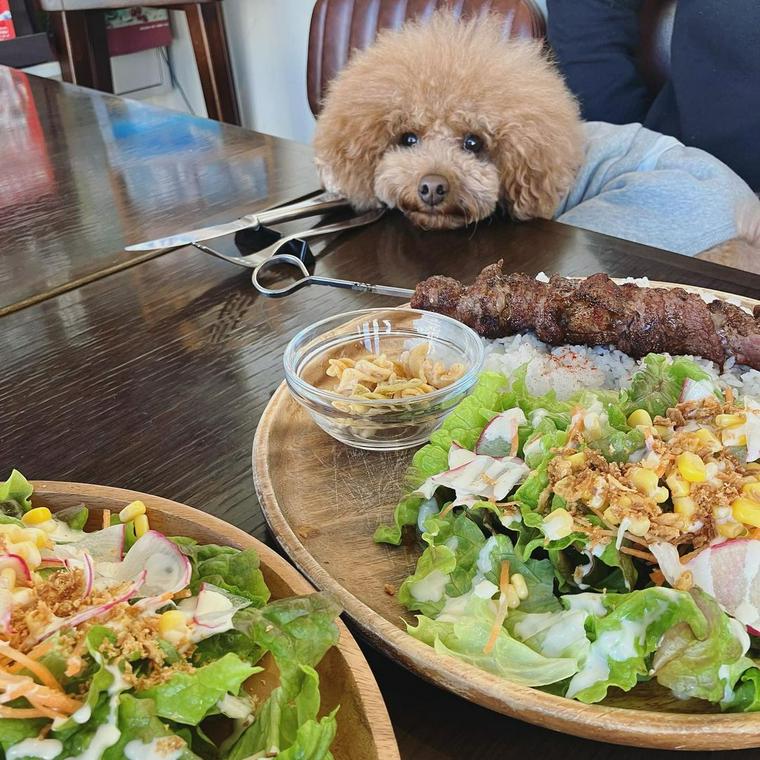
[[134, 514, 149, 538], [666, 473, 690, 497], [716, 414, 745, 428], [27, 528, 52, 549], [742, 482, 760, 500], [629, 467, 659, 496], [653, 486, 670, 504], [602, 506, 620, 526], [717, 521, 746, 538], [722, 424, 747, 447], [626, 515, 651, 537], [732, 496, 760, 528], [676, 452, 707, 483], [119, 500, 146, 523], [510, 573, 529, 600], [673, 496, 697, 519], [21, 507, 52, 526], [0, 568, 16, 589], [694, 428, 722, 452], [627, 409, 653, 428], [567, 452, 586, 471], [654, 425, 673, 440], [158, 610, 188, 637], [504, 584, 521, 609], [674, 571, 694, 591], [542, 508, 574, 540], [583, 413, 602, 441]]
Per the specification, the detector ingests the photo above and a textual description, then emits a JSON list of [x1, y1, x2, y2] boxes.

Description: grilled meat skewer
[[411, 262, 760, 370]]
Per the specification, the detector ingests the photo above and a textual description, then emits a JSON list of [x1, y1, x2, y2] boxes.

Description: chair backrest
[[307, 0, 545, 116], [307, 0, 679, 117]]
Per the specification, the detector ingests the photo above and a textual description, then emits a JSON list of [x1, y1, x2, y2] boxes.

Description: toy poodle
[[313, 13, 760, 262]]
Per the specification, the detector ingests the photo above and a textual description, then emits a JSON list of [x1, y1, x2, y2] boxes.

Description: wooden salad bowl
[[30, 481, 400, 760], [252, 279, 760, 751]]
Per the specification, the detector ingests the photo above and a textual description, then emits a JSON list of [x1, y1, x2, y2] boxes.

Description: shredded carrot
[[751, 528, 760, 541], [484, 561, 512, 655], [6, 641, 53, 674], [510, 434, 519, 457], [726, 387, 734, 404], [438, 502, 456, 520], [29, 688, 82, 712], [0, 643, 61, 691], [102, 509, 111, 530], [0, 706, 55, 719], [649, 569, 665, 586], [619, 546, 657, 563], [499, 560, 510, 594]]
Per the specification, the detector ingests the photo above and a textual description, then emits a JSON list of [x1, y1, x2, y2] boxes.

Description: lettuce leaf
[[103, 695, 200, 759], [408, 595, 577, 686], [566, 587, 707, 703], [0, 468, 33, 518], [722, 667, 760, 712], [625, 354, 716, 418], [652, 588, 752, 704], [225, 595, 340, 760], [136, 653, 260, 725], [174, 541, 270, 607], [398, 544, 457, 618], [0, 718, 47, 754], [372, 494, 423, 546]]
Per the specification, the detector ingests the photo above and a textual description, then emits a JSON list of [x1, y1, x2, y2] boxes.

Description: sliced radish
[[448, 442, 477, 469], [0, 588, 12, 633], [0, 554, 32, 586], [651, 539, 760, 631], [39, 557, 66, 569], [35, 570, 146, 644], [64, 552, 94, 599], [475, 409, 527, 457], [417, 454, 529, 504], [679, 378, 715, 403], [744, 399, 760, 462], [96, 531, 191, 598]]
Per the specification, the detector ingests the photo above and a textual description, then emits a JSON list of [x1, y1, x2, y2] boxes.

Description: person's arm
[[547, 0, 651, 125]]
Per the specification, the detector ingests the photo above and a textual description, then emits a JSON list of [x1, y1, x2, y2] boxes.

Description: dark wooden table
[[2, 75, 760, 759], [0, 66, 318, 316]]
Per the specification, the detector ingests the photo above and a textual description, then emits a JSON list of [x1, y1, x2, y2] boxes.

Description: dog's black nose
[[418, 174, 449, 207]]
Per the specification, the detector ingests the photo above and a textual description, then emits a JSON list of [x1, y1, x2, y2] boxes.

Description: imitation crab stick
[[484, 561, 511, 655]]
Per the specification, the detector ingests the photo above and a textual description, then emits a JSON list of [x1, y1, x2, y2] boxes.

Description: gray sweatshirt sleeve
[[554, 122, 758, 256]]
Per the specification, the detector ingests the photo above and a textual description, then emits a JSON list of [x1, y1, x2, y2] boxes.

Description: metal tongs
[[126, 191, 386, 273], [190, 207, 385, 270], [252, 254, 414, 299]]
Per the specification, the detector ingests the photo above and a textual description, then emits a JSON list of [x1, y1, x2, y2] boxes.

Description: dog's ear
[[313, 80, 394, 210], [494, 112, 584, 221]]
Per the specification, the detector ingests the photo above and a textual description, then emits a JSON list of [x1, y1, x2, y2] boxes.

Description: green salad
[[376, 354, 760, 710], [0, 471, 340, 760]]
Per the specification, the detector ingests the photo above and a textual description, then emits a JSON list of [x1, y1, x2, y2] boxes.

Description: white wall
[[222, 0, 316, 144]]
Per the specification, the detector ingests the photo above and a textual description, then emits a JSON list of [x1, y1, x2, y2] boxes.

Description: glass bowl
[[283, 308, 485, 450]]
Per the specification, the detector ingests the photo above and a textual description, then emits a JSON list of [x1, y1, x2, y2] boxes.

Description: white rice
[[482, 273, 759, 400]]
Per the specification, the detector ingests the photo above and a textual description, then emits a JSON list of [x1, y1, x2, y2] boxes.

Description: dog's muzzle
[[417, 174, 449, 207]]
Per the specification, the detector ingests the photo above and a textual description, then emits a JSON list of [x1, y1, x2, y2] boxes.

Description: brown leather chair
[[307, 0, 546, 116], [306, 0, 678, 118]]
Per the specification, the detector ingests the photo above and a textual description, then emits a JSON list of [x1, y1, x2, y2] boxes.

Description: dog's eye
[[462, 134, 483, 153], [399, 132, 419, 147]]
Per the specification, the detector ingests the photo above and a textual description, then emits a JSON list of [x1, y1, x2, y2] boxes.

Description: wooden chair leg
[[49, 9, 113, 92], [182, 1, 240, 125]]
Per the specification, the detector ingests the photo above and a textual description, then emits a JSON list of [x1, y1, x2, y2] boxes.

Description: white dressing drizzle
[[124, 738, 184, 760], [7, 739, 62, 760]]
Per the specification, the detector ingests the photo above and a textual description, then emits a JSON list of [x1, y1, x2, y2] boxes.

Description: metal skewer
[[252, 254, 415, 299]]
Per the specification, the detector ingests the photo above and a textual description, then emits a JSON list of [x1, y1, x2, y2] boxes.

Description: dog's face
[[372, 125, 501, 229], [314, 14, 584, 230]]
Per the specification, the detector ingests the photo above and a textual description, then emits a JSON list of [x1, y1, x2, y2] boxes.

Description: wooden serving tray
[[29, 481, 400, 760], [253, 280, 760, 750]]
